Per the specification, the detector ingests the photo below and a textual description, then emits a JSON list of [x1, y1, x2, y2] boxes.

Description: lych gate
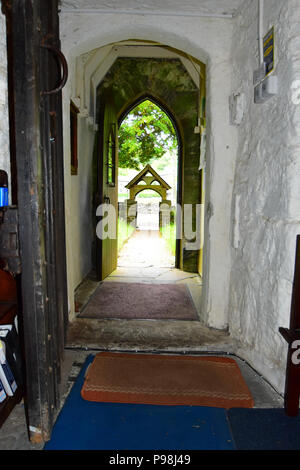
[[122, 164, 172, 227], [126, 164, 171, 200]]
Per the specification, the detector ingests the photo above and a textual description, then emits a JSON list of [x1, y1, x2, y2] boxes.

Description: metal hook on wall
[[40, 44, 68, 95]]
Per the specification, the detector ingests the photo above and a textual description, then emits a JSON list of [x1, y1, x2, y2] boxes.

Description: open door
[[96, 93, 119, 280], [3, 0, 68, 442]]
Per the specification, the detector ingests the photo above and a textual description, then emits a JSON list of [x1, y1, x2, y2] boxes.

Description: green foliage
[[118, 100, 177, 170]]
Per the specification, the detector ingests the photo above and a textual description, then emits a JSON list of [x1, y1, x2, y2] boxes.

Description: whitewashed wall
[[228, 0, 300, 393], [60, 12, 238, 325], [0, 12, 10, 200]]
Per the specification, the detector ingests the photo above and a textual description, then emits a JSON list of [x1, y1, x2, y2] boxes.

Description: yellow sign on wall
[[263, 27, 275, 76]]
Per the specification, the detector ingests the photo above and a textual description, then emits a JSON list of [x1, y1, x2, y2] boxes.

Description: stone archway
[[96, 57, 202, 272]]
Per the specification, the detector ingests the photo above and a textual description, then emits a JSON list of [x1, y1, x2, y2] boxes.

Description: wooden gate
[[2, 0, 68, 441]]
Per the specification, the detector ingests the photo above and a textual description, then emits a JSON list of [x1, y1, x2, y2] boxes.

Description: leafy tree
[[118, 100, 177, 170]]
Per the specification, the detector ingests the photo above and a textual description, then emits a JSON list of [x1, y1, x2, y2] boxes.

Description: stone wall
[[228, 0, 300, 393], [0, 12, 10, 200]]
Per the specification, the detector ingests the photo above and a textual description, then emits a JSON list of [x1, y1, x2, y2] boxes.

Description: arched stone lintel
[[130, 185, 166, 201]]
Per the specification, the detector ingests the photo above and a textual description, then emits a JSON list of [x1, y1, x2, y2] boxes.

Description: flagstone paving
[[118, 229, 175, 268]]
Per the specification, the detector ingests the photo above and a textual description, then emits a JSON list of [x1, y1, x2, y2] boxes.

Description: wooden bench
[[279, 235, 300, 416]]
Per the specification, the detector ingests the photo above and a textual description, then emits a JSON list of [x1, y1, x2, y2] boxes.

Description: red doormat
[[81, 353, 254, 409], [79, 282, 199, 320]]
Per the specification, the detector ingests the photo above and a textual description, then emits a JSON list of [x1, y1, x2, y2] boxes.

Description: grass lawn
[[118, 218, 135, 252], [160, 222, 176, 256]]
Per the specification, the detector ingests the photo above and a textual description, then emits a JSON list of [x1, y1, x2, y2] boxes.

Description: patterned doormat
[[81, 352, 254, 409], [44, 355, 235, 450]]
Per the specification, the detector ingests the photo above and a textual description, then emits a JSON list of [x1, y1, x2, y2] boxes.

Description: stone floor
[[0, 229, 285, 450], [118, 229, 175, 268], [70, 265, 216, 352], [71, 228, 207, 350]]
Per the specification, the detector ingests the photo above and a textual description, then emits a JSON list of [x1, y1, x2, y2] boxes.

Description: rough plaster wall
[[60, 13, 237, 326], [229, 0, 300, 393], [0, 12, 10, 199], [62, 59, 96, 319], [70, 116, 95, 289]]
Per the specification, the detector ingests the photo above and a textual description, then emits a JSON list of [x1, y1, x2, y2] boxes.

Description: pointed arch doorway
[[94, 52, 203, 280], [117, 97, 180, 272], [95, 90, 185, 281]]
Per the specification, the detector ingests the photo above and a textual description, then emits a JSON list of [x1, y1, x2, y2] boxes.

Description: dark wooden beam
[[279, 235, 300, 416], [4, 0, 68, 442]]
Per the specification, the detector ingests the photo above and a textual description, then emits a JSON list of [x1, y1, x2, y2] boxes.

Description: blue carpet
[[44, 355, 235, 450], [228, 408, 300, 450]]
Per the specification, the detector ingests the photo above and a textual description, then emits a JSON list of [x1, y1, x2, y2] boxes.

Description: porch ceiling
[[60, 0, 245, 18]]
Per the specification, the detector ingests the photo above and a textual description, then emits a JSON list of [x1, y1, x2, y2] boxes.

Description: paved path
[[118, 229, 174, 268]]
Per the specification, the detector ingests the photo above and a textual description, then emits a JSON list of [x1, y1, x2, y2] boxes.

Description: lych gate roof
[[125, 164, 171, 190], [125, 164, 171, 201]]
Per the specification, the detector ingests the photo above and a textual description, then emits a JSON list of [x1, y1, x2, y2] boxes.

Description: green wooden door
[[96, 93, 119, 280]]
